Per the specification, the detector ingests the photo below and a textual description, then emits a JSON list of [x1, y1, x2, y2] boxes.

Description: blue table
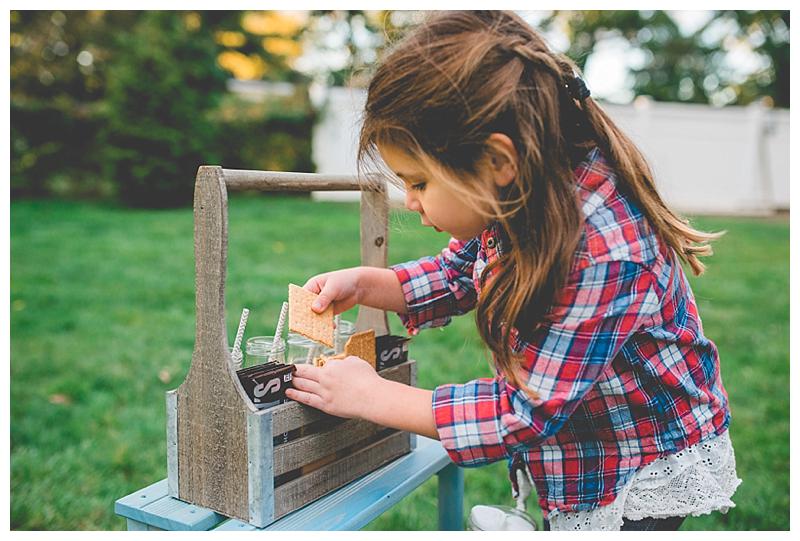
[[115, 435, 464, 531]]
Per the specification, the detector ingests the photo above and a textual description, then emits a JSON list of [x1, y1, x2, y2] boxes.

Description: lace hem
[[535, 430, 741, 531]]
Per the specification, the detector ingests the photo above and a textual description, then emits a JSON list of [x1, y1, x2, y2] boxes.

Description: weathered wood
[[165, 390, 178, 497], [246, 410, 274, 526], [269, 360, 413, 435], [273, 417, 390, 477], [272, 430, 412, 520], [356, 177, 390, 335], [116, 436, 460, 532], [175, 166, 250, 520], [223, 169, 383, 192], [169, 164, 411, 527]]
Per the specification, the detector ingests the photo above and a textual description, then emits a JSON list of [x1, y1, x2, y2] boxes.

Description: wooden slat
[[165, 390, 178, 497], [115, 479, 227, 531], [356, 178, 390, 335], [273, 417, 390, 476], [272, 430, 411, 521], [223, 169, 383, 192], [246, 409, 274, 527], [269, 360, 413, 434], [215, 435, 451, 531], [175, 166, 250, 520]]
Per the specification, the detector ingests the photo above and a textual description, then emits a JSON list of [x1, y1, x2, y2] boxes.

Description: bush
[[11, 101, 108, 199], [101, 12, 228, 208], [213, 90, 316, 174]]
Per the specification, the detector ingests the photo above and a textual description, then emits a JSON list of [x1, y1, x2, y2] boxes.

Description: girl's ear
[[485, 133, 518, 188]]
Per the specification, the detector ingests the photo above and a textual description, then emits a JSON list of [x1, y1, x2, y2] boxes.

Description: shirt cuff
[[431, 381, 511, 467], [389, 261, 455, 336]]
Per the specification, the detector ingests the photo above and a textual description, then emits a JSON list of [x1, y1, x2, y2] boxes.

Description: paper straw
[[270, 301, 288, 363], [232, 308, 249, 357], [230, 349, 243, 371]]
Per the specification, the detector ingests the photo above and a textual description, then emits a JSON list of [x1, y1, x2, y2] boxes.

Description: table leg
[[437, 463, 464, 530]]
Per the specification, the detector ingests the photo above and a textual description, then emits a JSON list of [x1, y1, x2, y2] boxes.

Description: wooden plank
[[356, 178, 390, 335], [437, 464, 465, 530], [223, 170, 384, 192], [165, 390, 178, 497], [175, 165, 250, 521], [273, 417, 390, 476], [115, 479, 227, 531], [246, 410, 274, 527], [270, 360, 413, 434], [215, 435, 451, 531], [272, 430, 411, 521]]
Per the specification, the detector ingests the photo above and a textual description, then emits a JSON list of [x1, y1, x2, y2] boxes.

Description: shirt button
[[486, 237, 496, 249]]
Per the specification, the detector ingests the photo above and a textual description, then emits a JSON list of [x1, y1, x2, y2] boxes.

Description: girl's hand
[[286, 357, 382, 419], [303, 267, 364, 315]]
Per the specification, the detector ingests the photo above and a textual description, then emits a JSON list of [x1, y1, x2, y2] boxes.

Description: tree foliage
[[539, 10, 789, 107], [101, 12, 228, 207]]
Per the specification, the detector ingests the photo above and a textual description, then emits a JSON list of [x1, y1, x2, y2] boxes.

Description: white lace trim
[[519, 430, 742, 531]]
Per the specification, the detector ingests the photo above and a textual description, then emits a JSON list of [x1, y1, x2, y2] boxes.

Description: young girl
[[285, 11, 740, 531]]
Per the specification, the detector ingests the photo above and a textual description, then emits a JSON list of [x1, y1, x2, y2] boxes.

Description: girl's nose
[[404, 190, 421, 213]]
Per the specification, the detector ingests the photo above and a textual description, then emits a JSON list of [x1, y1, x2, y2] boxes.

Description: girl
[[285, 11, 740, 531]]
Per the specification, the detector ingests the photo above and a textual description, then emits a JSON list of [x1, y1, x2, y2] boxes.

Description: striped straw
[[232, 308, 249, 358], [270, 301, 288, 363]]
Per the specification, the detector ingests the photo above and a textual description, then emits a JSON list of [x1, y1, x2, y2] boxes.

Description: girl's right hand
[[303, 267, 364, 315]]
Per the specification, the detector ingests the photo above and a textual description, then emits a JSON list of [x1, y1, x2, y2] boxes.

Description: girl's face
[[378, 143, 493, 241]]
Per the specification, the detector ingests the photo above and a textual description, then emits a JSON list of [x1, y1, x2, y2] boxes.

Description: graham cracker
[[288, 283, 334, 348], [344, 329, 376, 369], [313, 352, 346, 368]]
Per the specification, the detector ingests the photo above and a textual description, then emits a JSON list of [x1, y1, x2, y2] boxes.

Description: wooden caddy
[[166, 167, 416, 528]]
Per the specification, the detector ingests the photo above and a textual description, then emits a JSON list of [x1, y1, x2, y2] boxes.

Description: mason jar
[[335, 319, 356, 353], [245, 335, 285, 368], [467, 505, 537, 531], [286, 333, 323, 364]]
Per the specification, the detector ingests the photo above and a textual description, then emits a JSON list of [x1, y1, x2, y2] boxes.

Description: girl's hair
[[356, 11, 723, 400]]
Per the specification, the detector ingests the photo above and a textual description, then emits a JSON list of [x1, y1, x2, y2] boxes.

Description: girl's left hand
[[286, 356, 381, 420]]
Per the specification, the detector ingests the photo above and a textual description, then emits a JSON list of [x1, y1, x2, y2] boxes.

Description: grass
[[10, 196, 789, 530]]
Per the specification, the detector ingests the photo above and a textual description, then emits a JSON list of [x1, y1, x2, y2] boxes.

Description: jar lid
[[246, 336, 285, 355]]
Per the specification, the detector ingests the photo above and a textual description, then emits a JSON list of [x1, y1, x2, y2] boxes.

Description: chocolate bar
[[375, 335, 411, 371], [237, 362, 296, 409]]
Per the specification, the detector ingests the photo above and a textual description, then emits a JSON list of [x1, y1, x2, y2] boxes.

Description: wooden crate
[[165, 167, 414, 527]]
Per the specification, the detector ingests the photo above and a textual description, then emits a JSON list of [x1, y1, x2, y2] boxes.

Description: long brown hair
[[356, 11, 723, 400]]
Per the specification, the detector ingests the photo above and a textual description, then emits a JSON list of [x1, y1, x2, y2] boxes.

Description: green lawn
[[10, 196, 789, 530]]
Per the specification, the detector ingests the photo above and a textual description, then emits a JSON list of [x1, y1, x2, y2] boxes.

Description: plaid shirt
[[389, 147, 730, 517]]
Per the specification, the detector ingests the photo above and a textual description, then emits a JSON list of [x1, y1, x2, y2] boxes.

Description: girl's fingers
[[285, 388, 324, 410], [291, 375, 324, 396], [303, 276, 323, 294], [293, 363, 320, 381]]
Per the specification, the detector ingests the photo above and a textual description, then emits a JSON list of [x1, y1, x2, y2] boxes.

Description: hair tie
[[566, 76, 591, 101]]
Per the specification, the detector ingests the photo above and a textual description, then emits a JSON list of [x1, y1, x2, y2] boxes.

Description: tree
[[101, 11, 228, 207], [538, 10, 789, 107]]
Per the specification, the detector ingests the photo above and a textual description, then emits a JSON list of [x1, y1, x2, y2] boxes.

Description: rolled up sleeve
[[389, 236, 480, 335], [431, 260, 661, 466]]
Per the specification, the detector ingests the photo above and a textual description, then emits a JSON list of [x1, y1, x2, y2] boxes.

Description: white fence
[[310, 86, 789, 215]]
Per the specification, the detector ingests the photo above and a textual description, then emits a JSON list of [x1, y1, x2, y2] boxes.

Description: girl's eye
[[410, 182, 426, 192]]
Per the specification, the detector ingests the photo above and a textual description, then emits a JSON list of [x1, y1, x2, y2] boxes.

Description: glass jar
[[245, 335, 285, 368], [334, 319, 356, 353], [467, 505, 537, 531], [286, 333, 324, 364]]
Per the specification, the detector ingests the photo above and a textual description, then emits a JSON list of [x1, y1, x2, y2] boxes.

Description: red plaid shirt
[[390, 147, 730, 517]]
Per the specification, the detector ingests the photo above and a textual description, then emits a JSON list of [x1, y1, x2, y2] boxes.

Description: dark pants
[[543, 515, 685, 531]]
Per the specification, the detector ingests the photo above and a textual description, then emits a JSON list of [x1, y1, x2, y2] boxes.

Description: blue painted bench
[[115, 435, 464, 531]]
